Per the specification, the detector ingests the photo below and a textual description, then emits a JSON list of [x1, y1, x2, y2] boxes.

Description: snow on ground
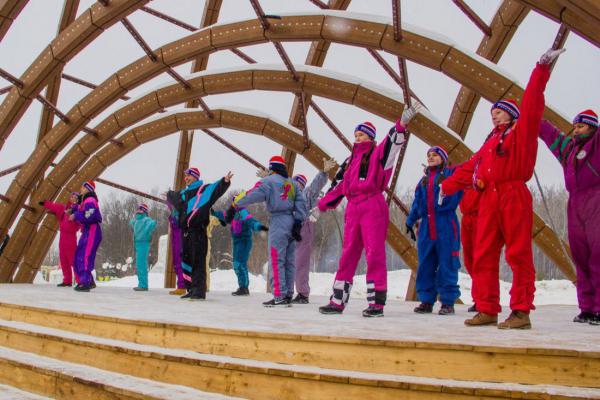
[[88, 269, 577, 306]]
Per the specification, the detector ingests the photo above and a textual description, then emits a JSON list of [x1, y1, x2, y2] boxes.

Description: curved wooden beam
[[0, 0, 28, 42]]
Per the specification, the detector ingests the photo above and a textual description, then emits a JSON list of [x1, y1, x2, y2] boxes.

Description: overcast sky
[[1, 0, 599, 209]]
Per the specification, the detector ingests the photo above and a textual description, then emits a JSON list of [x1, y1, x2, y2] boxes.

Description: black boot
[[232, 287, 250, 296], [319, 303, 343, 315], [180, 290, 193, 299], [573, 311, 594, 323], [291, 293, 309, 304], [362, 306, 383, 318], [467, 304, 477, 313], [590, 313, 600, 326], [263, 298, 291, 307], [57, 282, 72, 287], [188, 289, 205, 301], [414, 302, 433, 314], [439, 304, 455, 315], [74, 284, 90, 292]]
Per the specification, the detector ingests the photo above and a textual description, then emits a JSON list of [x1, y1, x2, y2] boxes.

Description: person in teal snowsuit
[[130, 203, 157, 291], [213, 203, 268, 296]]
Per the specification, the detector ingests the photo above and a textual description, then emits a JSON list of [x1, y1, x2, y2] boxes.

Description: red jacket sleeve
[[441, 155, 477, 195], [43, 201, 66, 219]]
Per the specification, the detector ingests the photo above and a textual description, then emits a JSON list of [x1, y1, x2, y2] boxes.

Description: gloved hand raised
[[405, 224, 416, 241], [322, 158, 337, 173], [256, 168, 270, 178], [539, 47, 566, 65], [397, 101, 423, 130]]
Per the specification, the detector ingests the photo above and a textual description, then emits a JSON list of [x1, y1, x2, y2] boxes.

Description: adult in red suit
[[440, 48, 565, 329]]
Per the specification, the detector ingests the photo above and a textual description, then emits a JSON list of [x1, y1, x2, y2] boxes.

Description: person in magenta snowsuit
[[539, 109, 600, 325], [40, 192, 80, 286], [317, 103, 419, 318], [70, 180, 102, 292], [406, 146, 463, 316]]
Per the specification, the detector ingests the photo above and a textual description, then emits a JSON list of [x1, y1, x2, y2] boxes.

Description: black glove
[[259, 225, 269, 231], [291, 220, 303, 242], [405, 223, 416, 241], [38, 201, 45, 206], [225, 205, 236, 224]]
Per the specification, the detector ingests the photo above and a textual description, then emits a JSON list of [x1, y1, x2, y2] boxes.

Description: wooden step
[[0, 382, 51, 399], [0, 319, 598, 400], [0, 345, 242, 400], [0, 301, 598, 389]]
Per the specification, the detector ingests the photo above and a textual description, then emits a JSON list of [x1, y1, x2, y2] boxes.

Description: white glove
[[399, 101, 423, 127], [309, 207, 320, 223], [438, 185, 445, 206], [256, 168, 270, 178], [539, 48, 566, 65], [322, 158, 337, 173]]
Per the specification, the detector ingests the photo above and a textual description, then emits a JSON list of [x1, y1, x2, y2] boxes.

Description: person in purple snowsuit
[[539, 109, 600, 325], [70, 180, 102, 292], [290, 159, 336, 304], [167, 197, 187, 295], [317, 103, 420, 317]]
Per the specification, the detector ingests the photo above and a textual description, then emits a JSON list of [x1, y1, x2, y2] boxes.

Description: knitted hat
[[269, 156, 286, 170], [293, 174, 307, 188], [427, 146, 448, 164], [355, 121, 377, 139], [83, 180, 95, 192], [184, 167, 200, 180], [491, 99, 520, 119], [573, 109, 598, 128], [70, 192, 79, 197], [138, 203, 149, 214]]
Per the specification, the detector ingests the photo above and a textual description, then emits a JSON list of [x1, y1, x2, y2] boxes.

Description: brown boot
[[498, 311, 531, 330], [464, 312, 498, 327], [169, 288, 187, 296]]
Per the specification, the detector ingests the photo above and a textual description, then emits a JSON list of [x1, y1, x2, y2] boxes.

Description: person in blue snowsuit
[[130, 203, 157, 291], [231, 156, 307, 307], [213, 199, 268, 296], [167, 167, 232, 300], [406, 146, 463, 315]]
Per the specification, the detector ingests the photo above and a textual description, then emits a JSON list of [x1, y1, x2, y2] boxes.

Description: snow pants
[[268, 213, 296, 302], [170, 226, 187, 289], [568, 187, 600, 313], [232, 236, 253, 289], [461, 212, 477, 303], [135, 241, 150, 289], [330, 193, 389, 310], [294, 221, 314, 297], [74, 224, 102, 287], [58, 233, 78, 285], [473, 181, 535, 315], [416, 218, 461, 306], [182, 229, 208, 296]]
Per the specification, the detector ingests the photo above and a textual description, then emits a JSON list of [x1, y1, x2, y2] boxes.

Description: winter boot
[[319, 303, 343, 315], [169, 288, 187, 295], [367, 285, 386, 312], [467, 304, 477, 313], [464, 312, 498, 327], [362, 306, 384, 318], [439, 304, 455, 315], [589, 313, 600, 326], [74, 284, 90, 292], [291, 293, 309, 304], [180, 291, 193, 299], [413, 302, 433, 314], [133, 287, 148, 292], [263, 298, 291, 307], [573, 311, 594, 323], [90, 280, 96, 289], [57, 282, 72, 287], [232, 287, 250, 296], [497, 311, 531, 330]]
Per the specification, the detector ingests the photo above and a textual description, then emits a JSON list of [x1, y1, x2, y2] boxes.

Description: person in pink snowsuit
[[539, 109, 600, 325], [317, 104, 419, 317], [39, 193, 80, 286]]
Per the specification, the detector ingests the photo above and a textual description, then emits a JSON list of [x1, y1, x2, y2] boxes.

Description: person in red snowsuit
[[440, 48, 565, 329], [39, 193, 81, 287], [459, 188, 481, 312]]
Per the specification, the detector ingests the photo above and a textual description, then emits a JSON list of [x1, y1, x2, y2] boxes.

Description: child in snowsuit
[[317, 103, 419, 318], [70, 181, 102, 292], [290, 159, 336, 304], [232, 156, 307, 307], [130, 203, 157, 291], [167, 197, 187, 295], [39, 192, 80, 287], [167, 167, 231, 300], [459, 188, 481, 312], [440, 48, 565, 329], [539, 110, 600, 325], [406, 146, 463, 315], [214, 198, 268, 296]]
